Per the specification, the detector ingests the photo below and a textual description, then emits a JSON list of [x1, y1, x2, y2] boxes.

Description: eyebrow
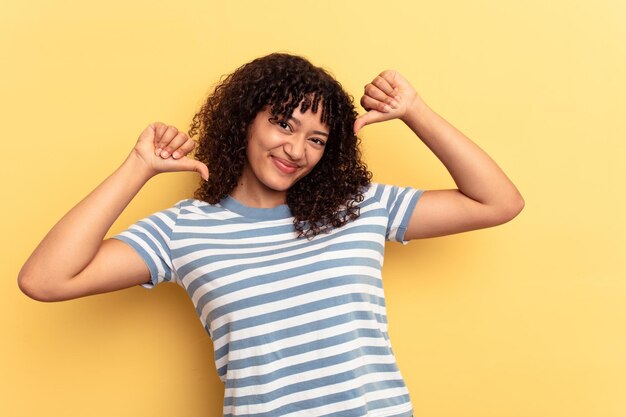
[[289, 116, 329, 137]]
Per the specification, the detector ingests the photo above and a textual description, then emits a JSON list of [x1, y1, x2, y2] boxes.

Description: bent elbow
[[18, 271, 63, 302], [495, 193, 525, 225], [509, 192, 525, 219]]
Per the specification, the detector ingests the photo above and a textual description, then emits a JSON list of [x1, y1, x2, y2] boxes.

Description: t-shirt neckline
[[219, 195, 292, 220]]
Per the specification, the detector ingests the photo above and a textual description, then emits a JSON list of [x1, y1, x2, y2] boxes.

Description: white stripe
[[117, 184, 419, 416], [206, 267, 384, 338], [222, 299, 387, 351], [224, 332, 394, 387], [277, 387, 412, 417], [174, 227, 383, 272], [118, 230, 169, 281], [224, 367, 406, 416], [215, 312, 389, 372]]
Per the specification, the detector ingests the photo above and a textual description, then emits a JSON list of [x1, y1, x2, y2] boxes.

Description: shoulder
[[138, 199, 227, 231], [173, 198, 229, 216], [361, 183, 423, 206]]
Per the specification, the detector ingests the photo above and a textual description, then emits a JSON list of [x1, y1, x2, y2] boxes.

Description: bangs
[[268, 91, 332, 126]]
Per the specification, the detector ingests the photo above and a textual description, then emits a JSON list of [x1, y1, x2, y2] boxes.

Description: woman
[[19, 53, 523, 416]]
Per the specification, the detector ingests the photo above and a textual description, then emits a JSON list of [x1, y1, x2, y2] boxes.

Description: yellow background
[[2, 0, 625, 416]]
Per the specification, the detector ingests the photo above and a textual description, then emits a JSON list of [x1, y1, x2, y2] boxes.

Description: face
[[236, 104, 329, 205]]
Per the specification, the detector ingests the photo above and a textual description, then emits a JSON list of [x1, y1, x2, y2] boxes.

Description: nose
[[283, 135, 305, 161]]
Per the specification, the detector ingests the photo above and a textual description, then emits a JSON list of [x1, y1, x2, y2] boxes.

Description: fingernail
[[383, 105, 391, 112], [160, 150, 170, 158], [390, 100, 399, 109], [155, 148, 162, 156], [172, 151, 181, 159]]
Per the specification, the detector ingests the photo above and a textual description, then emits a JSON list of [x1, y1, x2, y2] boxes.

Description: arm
[[354, 70, 524, 240], [18, 124, 208, 302]]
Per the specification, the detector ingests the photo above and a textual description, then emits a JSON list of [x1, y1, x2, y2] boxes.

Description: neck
[[230, 169, 287, 209]]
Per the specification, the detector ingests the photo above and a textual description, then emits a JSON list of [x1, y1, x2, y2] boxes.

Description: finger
[[171, 138, 196, 159], [151, 123, 167, 151], [378, 70, 403, 98], [159, 132, 190, 159], [154, 126, 180, 156], [371, 73, 396, 97], [360, 94, 392, 114], [170, 158, 209, 181], [354, 110, 383, 134], [353, 116, 366, 135], [364, 84, 400, 109], [137, 124, 156, 143]]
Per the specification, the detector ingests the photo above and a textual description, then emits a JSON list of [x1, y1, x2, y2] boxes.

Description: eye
[[277, 121, 291, 131], [269, 117, 292, 132], [309, 137, 326, 147]]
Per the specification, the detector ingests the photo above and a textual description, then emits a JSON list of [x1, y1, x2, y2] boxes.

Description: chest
[[170, 222, 387, 331]]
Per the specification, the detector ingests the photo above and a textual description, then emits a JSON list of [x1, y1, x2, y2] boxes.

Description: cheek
[[306, 150, 326, 172], [246, 136, 268, 161]]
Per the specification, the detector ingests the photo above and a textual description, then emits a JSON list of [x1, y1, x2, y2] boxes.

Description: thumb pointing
[[353, 115, 368, 135], [194, 161, 210, 181], [176, 158, 209, 181]]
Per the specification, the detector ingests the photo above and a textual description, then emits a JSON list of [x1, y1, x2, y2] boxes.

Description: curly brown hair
[[189, 53, 372, 238]]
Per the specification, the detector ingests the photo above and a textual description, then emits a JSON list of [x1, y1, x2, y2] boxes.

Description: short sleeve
[[370, 183, 423, 243], [112, 203, 182, 288]]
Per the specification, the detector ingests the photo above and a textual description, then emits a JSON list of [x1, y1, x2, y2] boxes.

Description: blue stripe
[[215, 310, 384, 364], [170, 221, 386, 258], [114, 230, 172, 283], [176, 223, 296, 240], [137, 219, 170, 251], [224, 378, 407, 416], [394, 189, 422, 242], [224, 362, 403, 406], [223, 345, 392, 389], [202, 259, 383, 323], [112, 235, 161, 285], [175, 236, 384, 288], [225, 328, 385, 372], [317, 394, 412, 417], [115, 184, 420, 416], [212, 292, 386, 342], [386, 187, 403, 218]]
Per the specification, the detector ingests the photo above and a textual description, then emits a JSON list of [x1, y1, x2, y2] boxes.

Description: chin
[[262, 171, 308, 192], [264, 178, 297, 192]]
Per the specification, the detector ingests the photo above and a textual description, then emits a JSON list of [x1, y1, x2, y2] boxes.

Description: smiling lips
[[271, 156, 299, 174]]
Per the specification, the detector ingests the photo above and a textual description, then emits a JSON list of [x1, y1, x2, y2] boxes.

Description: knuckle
[[182, 141, 195, 152]]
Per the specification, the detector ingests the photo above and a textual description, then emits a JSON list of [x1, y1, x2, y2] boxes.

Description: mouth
[[271, 156, 299, 174]]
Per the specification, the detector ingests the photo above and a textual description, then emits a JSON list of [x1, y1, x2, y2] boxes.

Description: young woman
[[19, 53, 523, 417]]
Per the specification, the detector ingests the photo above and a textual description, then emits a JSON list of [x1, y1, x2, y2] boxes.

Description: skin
[[18, 69, 523, 302], [355, 70, 524, 239], [230, 106, 329, 208]]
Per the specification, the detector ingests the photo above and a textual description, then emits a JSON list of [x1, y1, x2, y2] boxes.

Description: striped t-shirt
[[114, 183, 422, 417]]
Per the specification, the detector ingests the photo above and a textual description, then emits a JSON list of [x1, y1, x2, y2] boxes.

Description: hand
[[131, 123, 209, 180], [353, 70, 422, 134]]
